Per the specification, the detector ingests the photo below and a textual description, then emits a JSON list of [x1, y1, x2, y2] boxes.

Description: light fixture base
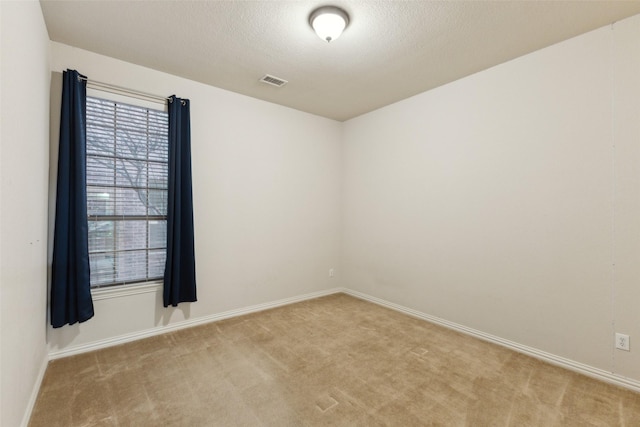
[[309, 6, 350, 43]]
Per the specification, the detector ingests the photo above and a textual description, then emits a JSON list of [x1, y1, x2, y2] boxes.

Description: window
[[86, 96, 168, 288]]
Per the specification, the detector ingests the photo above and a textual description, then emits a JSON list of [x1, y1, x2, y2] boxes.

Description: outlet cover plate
[[615, 333, 630, 351]]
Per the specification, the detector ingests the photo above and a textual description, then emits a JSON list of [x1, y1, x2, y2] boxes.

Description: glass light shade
[[310, 7, 349, 43]]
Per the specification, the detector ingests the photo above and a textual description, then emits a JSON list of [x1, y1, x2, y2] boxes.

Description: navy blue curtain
[[51, 70, 94, 327], [164, 96, 197, 307]]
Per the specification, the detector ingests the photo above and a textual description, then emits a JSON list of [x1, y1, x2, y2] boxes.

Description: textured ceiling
[[40, 1, 640, 121]]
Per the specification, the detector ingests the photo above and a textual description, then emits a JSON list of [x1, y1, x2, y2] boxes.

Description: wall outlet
[[329, 268, 334, 278], [615, 333, 630, 351]]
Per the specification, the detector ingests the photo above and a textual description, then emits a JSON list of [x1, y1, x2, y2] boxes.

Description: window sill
[[91, 281, 162, 301]]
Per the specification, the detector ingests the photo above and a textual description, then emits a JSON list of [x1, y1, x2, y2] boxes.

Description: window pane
[[148, 135, 168, 162], [116, 221, 148, 251], [87, 156, 115, 186], [148, 162, 168, 189], [115, 250, 147, 283], [149, 249, 166, 279], [87, 187, 115, 217], [115, 188, 147, 216], [90, 253, 115, 286], [149, 220, 166, 249], [87, 126, 115, 156], [115, 158, 148, 188], [148, 189, 167, 216], [116, 131, 148, 161], [87, 98, 116, 155], [87, 97, 115, 121], [148, 109, 167, 130], [88, 221, 114, 253]]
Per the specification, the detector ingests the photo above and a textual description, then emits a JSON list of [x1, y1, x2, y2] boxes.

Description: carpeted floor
[[30, 293, 640, 426]]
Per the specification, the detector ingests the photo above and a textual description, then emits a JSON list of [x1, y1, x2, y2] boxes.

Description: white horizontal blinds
[[86, 96, 169, 288]]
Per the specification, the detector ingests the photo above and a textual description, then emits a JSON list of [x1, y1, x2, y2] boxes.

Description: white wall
[[342, 15, 640, 382], [0, 2, 51, 426], [47, 43, 343, 353], [611, 15, 640, 383]]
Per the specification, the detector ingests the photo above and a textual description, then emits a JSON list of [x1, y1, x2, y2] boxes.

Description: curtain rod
[[79, 76, 171, 105]]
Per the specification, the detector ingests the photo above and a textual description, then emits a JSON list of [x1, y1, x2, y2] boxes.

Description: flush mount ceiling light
[[309, 6, 349, 43]]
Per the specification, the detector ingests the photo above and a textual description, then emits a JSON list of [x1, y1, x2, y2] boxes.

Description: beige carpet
[[30, 293, 640, 426]]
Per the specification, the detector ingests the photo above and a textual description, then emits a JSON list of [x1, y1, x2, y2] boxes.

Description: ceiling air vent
[[260, 74, 288, 87]]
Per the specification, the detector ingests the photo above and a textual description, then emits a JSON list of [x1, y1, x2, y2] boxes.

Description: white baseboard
[[48, 287, 344, 360], [21, 353, 49, 427], [342, 288, 640, 393]]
